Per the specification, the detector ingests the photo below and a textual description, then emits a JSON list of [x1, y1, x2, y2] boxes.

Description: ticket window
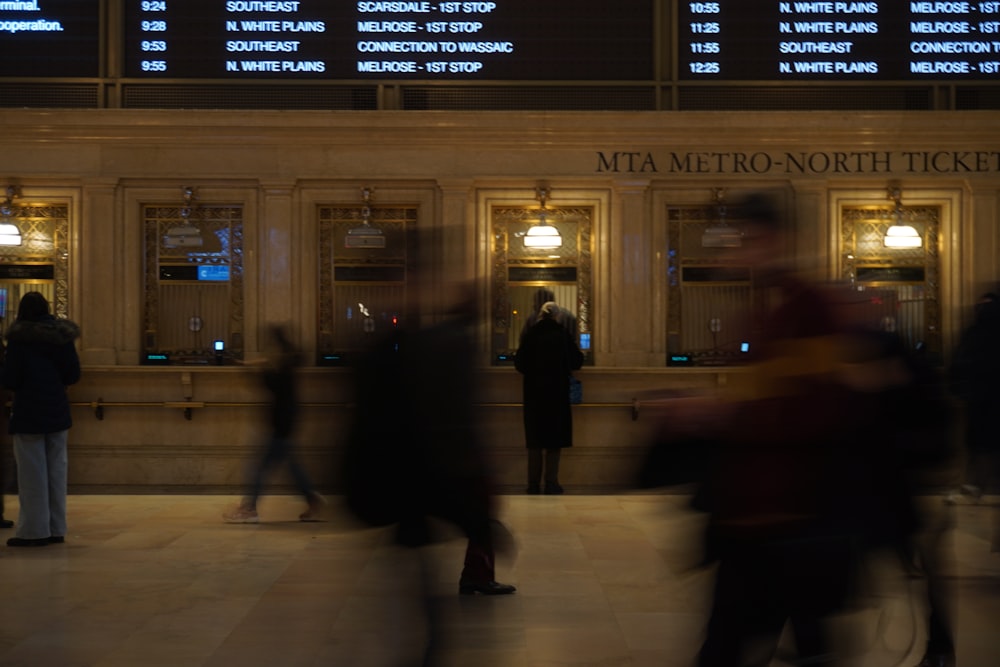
[[665, 205, 757, 366], [0, 200, 70, 335], [507, 281, 580, 346], [840, 203, 941, 359], [491, 201, 593, 364], [142, 203, 244, 364], [316, 202, 415, 365]]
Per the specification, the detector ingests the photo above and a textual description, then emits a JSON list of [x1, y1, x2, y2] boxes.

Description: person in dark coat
[[515, 301, 584, 494], [948, 292, 1000, 505], [223, 324, 324, 523], [341, 278, 515, 665], [1, 291, 81, 547], [344, 285, 515, 592], [0, 339, 14, 529], [688, 196, 866, 666], [519, 287, 579, 345]]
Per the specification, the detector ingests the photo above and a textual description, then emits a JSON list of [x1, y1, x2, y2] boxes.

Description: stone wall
[[0, 108, 995, 491]]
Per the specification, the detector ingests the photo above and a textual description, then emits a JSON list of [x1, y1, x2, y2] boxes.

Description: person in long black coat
[[948, 293, 1000, 504], [515, 301, 584, 494]]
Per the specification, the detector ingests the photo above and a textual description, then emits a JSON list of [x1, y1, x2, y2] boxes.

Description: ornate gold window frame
[[840, 204, 941, 358], [0, 203, 70, 323], [666, 204, 756, 365], [317, 203, 416, 364], [490, 203, 593, 363], [142, 203, 244, 362]]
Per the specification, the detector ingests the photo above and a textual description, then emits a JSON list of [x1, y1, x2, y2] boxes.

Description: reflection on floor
[[0, 493, 996, 667]]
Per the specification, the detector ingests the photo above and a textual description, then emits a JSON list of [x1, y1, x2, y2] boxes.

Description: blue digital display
[[198, 265, 230, 281], [680, 1, 1000, 81], [143, 352, 171, 365], [124, 1, 654, 80]]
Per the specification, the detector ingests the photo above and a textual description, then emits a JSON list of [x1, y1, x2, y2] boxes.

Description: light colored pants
[[13, 430, 68, 540]]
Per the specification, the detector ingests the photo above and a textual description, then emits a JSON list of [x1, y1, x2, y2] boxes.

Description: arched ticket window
[[0, 199, 70, 332], [840, 203, 942, 359], [665, 204, 756, 366], [316, 202, 416, 365], [142, 202, 244, 364], [491, 200, 593, 365]]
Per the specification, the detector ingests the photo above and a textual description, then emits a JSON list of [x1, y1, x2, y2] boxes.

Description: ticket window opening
[[0, 280, 56, 334], [508, 283, 580, 348]]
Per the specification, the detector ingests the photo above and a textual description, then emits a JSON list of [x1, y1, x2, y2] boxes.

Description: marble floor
[[0, 493, 996, 667]]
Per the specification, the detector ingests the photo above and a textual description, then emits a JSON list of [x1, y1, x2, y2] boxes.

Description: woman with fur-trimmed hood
[[1, 292, 81, 547]]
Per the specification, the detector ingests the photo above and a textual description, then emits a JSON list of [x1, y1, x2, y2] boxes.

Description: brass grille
[[666, 206, 757, 364], [0, 204, 70, 322], [491, 204, 593, 360], [956, 86, 1000, 110], [0, 83, 99, 109], [143, 204, 245, 359], [678, 86, 934, 111], [402, 85, 656, 111], [122, 84, 378, 110], [840, 205, 941, 357], [317, 204, 416, 360]]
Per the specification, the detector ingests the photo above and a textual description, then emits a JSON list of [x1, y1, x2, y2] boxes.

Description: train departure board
[[11, 2, 1000, 84], [123, 1, 654, 80], [0, 0, 100, 77], [680, 1, 1000, 80]]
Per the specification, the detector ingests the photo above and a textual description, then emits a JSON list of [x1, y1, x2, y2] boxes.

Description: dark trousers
[[698, 535, 855, 667], [247, 433, 314, 506], [528, 448, 562, 486], [460, 536, 495, 584]]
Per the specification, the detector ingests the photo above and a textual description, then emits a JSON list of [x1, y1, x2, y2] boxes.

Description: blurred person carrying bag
[[341, 319, 500, 546]]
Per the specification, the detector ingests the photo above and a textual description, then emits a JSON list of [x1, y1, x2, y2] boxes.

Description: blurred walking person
[[948, 292, 1000, 508], [342, 266, 515, 666], [0, 338, 15, 529], [691, 195, 861, 666], [224, 324, 324, 523]]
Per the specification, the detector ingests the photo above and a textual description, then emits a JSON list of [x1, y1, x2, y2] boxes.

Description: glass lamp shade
[[883, 224, 922, 249], [345, 223, 386, 248], [701, 224, 743, 248], [0, 222, 22, 246], [523, 224, 562, 249], [163, 225, 204, 248]]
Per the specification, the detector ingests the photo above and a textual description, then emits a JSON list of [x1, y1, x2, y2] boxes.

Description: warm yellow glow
[[524, 224, 562, 249], [0, 222, 21, 246], [884, 224, 922, 249]]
